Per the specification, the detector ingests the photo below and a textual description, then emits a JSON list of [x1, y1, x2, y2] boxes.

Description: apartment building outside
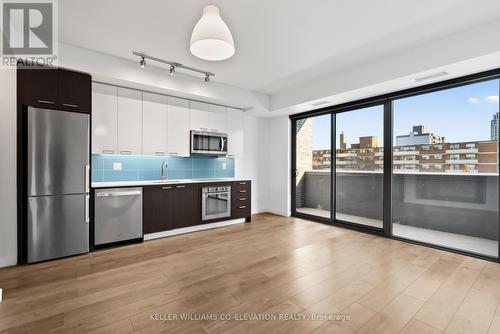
[[312, 126, 498, 173], [395, 125, 445, 146]]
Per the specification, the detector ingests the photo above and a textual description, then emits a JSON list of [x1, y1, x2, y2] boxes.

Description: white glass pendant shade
[[190, 5, 235, 61]]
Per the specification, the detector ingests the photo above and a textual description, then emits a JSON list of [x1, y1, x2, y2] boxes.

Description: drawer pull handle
[[162, 186, 172, 190], [120, 150, 132, 155], [155, 151, 166, 156], [239, 198, 246, 201], [62, 103, 78, 108], [37, 100, 55, 104], [238, 190, 246, 193], [239, 182, 246, 185], [102, 149, 115, 154], [176, 185, 186, 188], [168, 152, 179, 156], [239, 206, 247, 209]]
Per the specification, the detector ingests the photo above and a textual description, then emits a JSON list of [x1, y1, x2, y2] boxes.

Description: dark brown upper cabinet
[[20, 67, 59, 108], [18, 66, 91, 113], [58, 69, 91, 112]]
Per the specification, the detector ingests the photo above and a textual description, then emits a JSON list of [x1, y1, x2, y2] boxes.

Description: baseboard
[[0, 254, 17, 268], [262, 209, 290, 217], [144, 218, 246, 241]]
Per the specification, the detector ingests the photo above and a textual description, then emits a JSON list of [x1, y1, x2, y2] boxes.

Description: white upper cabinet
[[189, 101, 210, 132], [208, 104, 227, 133], [167, 97, 190, 157], [142, 92, 168, 156], [92, 83, 118, 154], [226, 107, 244, 158], [117, 88, 143, 155], [190, 101, 227, 133]]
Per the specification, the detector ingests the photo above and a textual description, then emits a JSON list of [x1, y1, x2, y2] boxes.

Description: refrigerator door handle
[[85, 165, 90, 193], [85, 194, 90, 223]]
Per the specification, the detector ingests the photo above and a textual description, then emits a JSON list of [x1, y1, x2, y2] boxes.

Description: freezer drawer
[[94, 188, 143, 246], [28, 194, 89, 263]]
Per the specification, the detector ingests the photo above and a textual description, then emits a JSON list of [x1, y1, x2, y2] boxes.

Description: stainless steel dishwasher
[[94, 187, 143, 246]]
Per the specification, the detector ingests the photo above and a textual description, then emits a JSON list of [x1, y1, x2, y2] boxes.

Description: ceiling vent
[[412, 71, 449, 83]]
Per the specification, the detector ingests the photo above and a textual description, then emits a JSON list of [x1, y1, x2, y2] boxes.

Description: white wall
[[237, 115, 269, 214], [265, 116, 291, 216], [0, 69, 17, 267], [58, 44, 271, 117]]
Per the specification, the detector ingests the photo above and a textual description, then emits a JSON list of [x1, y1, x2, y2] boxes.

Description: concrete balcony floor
[[296, 207, 498, 258]]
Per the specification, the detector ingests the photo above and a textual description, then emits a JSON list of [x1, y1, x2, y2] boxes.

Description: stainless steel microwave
[[190, 130, 228, 155]]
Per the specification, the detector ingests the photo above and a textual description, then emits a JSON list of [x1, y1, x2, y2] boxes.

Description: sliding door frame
[[290, 67, 500, 263]]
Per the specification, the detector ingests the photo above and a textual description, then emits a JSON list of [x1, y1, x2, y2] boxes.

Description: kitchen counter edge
[[91, 179, 250, 188]]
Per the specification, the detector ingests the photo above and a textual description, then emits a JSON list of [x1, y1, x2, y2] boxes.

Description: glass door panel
[[335, 106, 384, 228], [294, 114, 331, 219], [392, 79, 499, 258]]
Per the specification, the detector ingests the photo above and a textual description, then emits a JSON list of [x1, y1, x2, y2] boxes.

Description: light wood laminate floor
[[0, 213, 499, 334]]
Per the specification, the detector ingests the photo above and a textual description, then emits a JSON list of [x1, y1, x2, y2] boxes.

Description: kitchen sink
[[152, 180, 182, 183]]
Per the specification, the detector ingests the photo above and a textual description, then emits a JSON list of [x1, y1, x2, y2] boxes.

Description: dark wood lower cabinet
[[143, 186, 174, 234], [171, 184, 199, 229], [143, 184, 200, 234], [143, 180, 251, 236]]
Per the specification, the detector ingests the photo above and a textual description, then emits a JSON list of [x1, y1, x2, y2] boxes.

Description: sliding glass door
[[291, 68, 500, 261], [294, 114, 331, 219], [392, 79, 499, 257], [335, 106, 384, 229]]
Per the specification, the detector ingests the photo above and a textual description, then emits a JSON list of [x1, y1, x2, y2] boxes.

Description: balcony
[[296, 170, 498, 257], [445, 159, 478, 164], [445, 148, 479, 154], [393, 159, 419, 165], [393, 150, 419, 156]]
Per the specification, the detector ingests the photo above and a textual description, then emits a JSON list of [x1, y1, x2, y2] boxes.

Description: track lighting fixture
[[133, 51, 215, 82]]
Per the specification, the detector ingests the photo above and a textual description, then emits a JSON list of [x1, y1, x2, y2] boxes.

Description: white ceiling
[[59, 0, 500, 96]]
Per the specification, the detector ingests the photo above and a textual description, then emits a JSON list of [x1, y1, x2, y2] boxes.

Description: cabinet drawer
[[234, 195, 249, 203], [232, 204, 251, 218]]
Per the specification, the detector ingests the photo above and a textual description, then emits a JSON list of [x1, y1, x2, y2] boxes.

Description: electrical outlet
[[112, 162, 122, 171]]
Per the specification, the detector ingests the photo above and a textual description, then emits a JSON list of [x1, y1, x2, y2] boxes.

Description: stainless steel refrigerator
[[27, 107, 90, 263]]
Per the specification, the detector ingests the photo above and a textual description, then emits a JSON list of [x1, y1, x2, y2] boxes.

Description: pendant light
[[190, 5, 235, 61]]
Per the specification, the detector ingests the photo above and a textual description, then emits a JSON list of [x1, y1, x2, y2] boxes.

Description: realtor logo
[[1, 0, 58, 67]]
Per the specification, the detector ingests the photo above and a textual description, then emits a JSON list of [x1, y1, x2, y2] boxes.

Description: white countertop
[[91, 178, 248, 188]]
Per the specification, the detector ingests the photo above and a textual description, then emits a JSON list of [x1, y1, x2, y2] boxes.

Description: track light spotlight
[[132, 51, 215, 82]]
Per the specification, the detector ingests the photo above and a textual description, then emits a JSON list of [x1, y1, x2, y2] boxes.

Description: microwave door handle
[[220, 137, 224, 151]]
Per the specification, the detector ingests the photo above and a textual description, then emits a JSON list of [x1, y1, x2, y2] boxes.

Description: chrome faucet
[[160, 160, 168, 180]]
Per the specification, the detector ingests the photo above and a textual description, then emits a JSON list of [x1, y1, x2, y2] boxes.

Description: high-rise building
[[339, 132, 347, 150], [395, 125, 444, 146], [491, 112, 499, 141], [360, 136, 377, 148]]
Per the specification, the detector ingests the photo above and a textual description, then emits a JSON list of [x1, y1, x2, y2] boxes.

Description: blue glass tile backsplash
[[91, 155, 235, 182]]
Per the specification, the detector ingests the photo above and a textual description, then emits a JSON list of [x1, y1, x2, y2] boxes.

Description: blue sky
[[312, 79, 500, 149]]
